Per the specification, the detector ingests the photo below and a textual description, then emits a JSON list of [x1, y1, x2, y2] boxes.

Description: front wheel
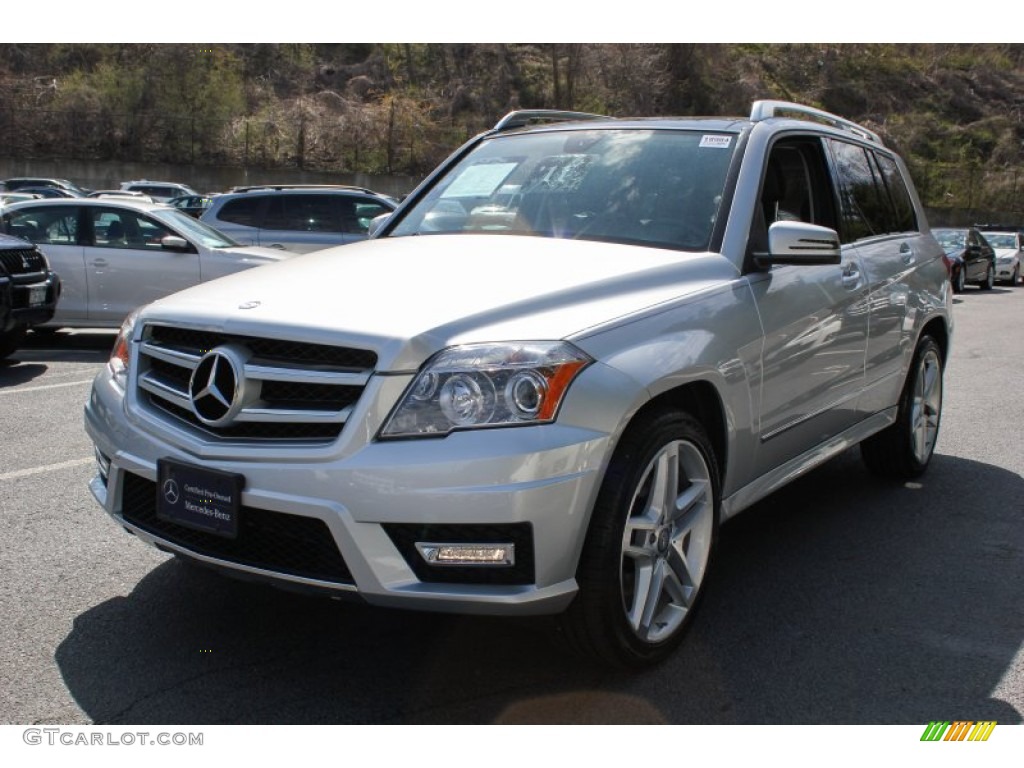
[[0, 327, 27, 359], [561, 409, 720, 668], [861, 336, 943, 479]]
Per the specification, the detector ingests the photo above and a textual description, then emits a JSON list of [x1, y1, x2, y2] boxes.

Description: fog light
[[416, 542, 515, 567]]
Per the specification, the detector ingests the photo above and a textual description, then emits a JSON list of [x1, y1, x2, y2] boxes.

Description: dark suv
[[200, 185, 397, 253], [0, 233, 60, 358]]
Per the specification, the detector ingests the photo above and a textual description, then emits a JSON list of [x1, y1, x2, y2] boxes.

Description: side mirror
[[757, 221, 841, 266], [161, 235, 191, 252]]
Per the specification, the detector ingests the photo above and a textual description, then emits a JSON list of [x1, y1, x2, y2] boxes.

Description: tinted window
[[218, 197, 264, 227], [828, 139, 891, 243], [263, 195, 340, 232], [875, 154, 917, 233]]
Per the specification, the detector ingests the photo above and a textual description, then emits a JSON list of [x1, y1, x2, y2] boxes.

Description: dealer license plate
[[156, 459, 243, 539]]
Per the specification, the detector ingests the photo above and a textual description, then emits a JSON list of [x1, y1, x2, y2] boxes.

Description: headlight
[[380, 342, 593, 438], [108, 308, 142, 390]]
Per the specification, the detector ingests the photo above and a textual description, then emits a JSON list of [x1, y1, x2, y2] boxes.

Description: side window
[[3, 206, 79, 244], [264, 195, 340, 232], [874, 153, 917, 233], [91, 209, 171, 249], [218, 197, 263, 227], [347, 199, 392, 234], [754, 137, 838, 254], [828, 139, 892, 243]]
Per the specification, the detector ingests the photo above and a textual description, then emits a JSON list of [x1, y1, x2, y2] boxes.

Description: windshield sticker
[[442, 163, 518, 198], [700, 135, 732, 149]]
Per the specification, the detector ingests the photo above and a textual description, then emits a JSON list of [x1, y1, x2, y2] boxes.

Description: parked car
[[13, 186, 81, 199], [1, 177, 88, 196], [87, 190, 154, 203], [0, 232, 61, 358], [932, 227, 996, 292], [167, 194, 214, 218], [119, 180, 199, 203], [973, 227, 1022, 286], [0, 192, 42, 206], [85, 102, 952, 668], [0, 198, 292, 330], [200, 185, 397, 253]]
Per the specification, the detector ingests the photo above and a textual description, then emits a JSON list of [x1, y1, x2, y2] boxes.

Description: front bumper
[[84, 369, 613, 616], [6, 271, 60, 329]]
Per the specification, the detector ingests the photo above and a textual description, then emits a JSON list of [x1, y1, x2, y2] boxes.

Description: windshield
[[983, 232, 1016, 249], [390, 128, 737, 251], [151, 207, 239, 248], [933, 229, 965, 250]]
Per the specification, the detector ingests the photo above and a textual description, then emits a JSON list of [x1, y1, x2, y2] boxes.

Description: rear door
[[826, 139, 936, 416], [1, 204, 86, 324]]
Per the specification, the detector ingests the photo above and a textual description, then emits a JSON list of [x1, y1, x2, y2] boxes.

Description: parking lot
[[0, 286, 1021, 725]]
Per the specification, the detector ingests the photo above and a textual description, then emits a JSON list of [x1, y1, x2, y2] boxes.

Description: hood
[[0, 232, 32, 248], [141, 234, 738, 370]]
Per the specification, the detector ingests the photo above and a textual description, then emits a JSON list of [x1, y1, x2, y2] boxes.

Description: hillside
[[1, 43, 1022, 212]]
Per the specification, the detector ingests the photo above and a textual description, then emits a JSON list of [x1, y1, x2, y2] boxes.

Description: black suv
[[0, 233, 61, 358]]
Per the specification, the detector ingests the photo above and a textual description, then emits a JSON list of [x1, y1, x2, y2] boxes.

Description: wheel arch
[[622, 379, 729, 490], [920, 315, 950, 370]]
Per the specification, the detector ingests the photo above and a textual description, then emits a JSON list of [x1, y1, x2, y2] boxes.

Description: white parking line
[[0, 378, 96, 396], [0, 457, 94, 482]]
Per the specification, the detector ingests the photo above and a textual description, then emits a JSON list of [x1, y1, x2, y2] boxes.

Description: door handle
[[841, 262, 861, 289], [91, 258, 109, 267], [900, 242, 915, 265]]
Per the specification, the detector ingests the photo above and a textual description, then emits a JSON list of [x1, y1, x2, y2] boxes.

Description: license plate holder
[[156, 459, 243, 539], [28, 285, 47, 306]]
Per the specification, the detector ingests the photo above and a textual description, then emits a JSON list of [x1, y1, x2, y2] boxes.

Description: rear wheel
[[861, 336, 943, 479], [952, 266, 965, 293], [979, 263, 995, 290], [561, 409, 720, 668]]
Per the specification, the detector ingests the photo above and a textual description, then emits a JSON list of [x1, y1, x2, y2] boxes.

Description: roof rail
[[491, 109, 610, 133], [228, 184, 378, 194], [750, 100, 882, 144]]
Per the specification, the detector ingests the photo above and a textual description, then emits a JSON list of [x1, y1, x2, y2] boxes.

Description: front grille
[[0, 248, 46, 276], [136, 323, 377, 445], [384, 523, 535, 585], [121, 472, 354, 584]]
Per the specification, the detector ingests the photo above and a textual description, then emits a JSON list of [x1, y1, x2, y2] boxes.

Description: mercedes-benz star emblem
[[188, 345, 249, 426], [162, 478, 180, 505]]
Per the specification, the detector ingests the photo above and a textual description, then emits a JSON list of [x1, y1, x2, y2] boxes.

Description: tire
[[952, 266, 965, 294], [0, 327, 27, 360], [1009, 264, 1020, 287], [560, 409, 720, 668], [861, 336, 943, 480], [979, 263, 994, 290]]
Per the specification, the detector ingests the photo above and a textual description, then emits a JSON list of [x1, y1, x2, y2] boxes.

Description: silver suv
[[200, 185, 397, 253], [85, 102, 952, 667]]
